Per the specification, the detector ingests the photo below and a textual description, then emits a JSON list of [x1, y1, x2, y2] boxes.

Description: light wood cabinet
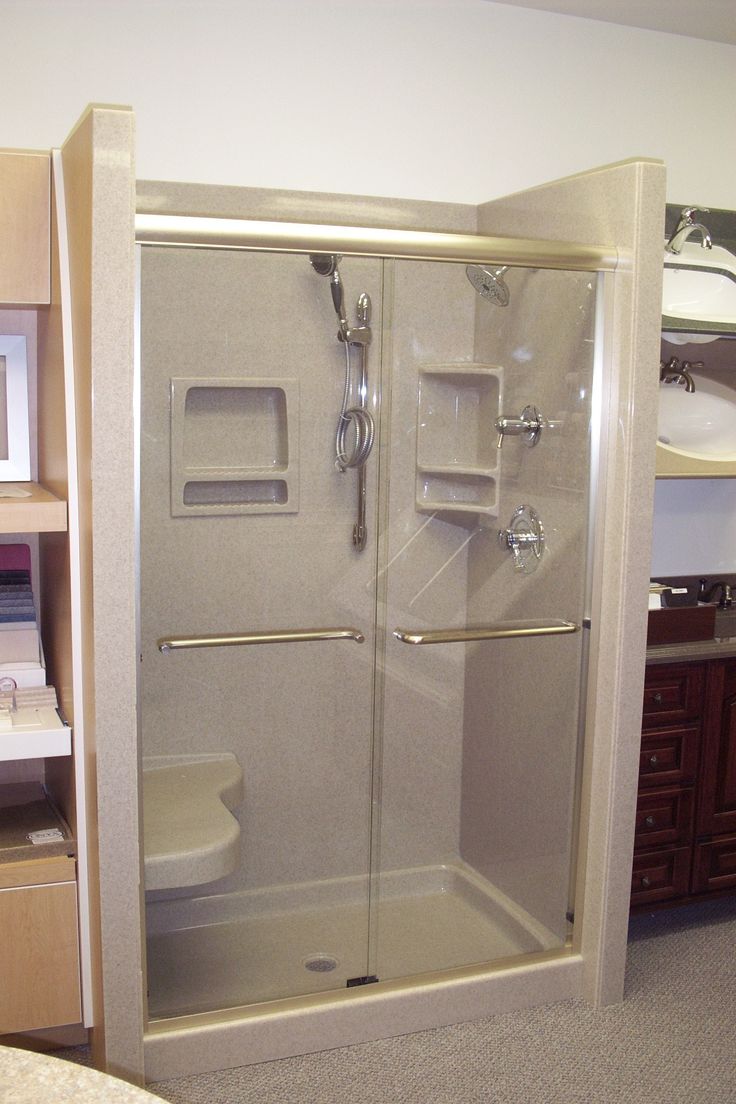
[[0, 151, 50, 305], [0, 856, 81, 1033]]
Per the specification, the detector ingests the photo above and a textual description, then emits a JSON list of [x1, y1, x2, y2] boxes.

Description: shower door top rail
[[393, 619, 579, 645], [158, 627, 366, 654], [135, 213, 619, 273]]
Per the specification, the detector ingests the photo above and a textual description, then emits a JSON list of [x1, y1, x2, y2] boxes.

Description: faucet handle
[[680, 206, 709, 223]]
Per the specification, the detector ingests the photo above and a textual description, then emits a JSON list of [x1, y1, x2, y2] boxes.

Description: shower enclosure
[[137, 234, 600, 1019], [51, 107, 662, 1082]]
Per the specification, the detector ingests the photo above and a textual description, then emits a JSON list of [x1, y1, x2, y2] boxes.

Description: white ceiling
[[487, 0, 736, 46]]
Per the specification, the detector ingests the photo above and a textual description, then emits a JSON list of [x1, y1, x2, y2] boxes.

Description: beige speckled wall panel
[[477, 158, 665, 1005], [60, 106, 141, 1081], [136, 181, 477, 235]]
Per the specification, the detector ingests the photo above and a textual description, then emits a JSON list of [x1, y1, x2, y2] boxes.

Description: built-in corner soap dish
[[415, 364, 502, 521], [170, 377, 299, 517]]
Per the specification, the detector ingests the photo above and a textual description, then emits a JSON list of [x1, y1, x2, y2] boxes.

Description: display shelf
[[0, 482, 67, 533], [0, 707, 71, 761], [0, 782, 75, 862]]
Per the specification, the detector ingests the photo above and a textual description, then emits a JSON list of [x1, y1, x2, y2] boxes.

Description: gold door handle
[[393, 620, 579, 645], [158, 627, 366, 654]]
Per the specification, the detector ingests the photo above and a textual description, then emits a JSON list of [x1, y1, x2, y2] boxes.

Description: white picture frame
[[0, 335, 31, 482]]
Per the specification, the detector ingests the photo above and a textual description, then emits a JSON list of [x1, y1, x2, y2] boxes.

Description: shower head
[[465, 264, 510, 307], [310, 254, 339, 277], [310, 254, 348, 333]]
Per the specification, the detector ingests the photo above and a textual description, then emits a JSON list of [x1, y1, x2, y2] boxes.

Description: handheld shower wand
[[310, 254, 375, 551], [330, 269, 349, 338]]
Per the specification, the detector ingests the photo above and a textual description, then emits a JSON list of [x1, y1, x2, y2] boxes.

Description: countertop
[[646, 637, 736, 665], [0, 1046, 163, 1102]]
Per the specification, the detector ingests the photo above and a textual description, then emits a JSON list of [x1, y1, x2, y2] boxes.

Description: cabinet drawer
[[642, 664, 704, 728], [634, 787, 694, 849], [639, 724, 699, 787], [630, 847, 690, 905], [0, 878, 81, 1033], [692, 835, 736, 894]]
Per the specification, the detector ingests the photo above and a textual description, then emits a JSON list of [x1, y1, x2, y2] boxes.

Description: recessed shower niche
[[170, 377, 299, 516], [415, 363, 502, 520]]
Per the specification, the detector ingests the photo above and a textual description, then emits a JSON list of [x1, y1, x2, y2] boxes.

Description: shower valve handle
[[495, 405, 544, 449]]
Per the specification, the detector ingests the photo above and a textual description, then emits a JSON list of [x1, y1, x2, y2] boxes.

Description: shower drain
[[303, 953, 339, 973]]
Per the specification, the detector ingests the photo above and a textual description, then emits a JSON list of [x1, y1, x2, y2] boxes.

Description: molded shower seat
[[142, 753, 244, 891]]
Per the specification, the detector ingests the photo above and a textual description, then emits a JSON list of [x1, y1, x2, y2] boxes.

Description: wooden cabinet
[[0, 151, 50, 305], [632, 657, 736, 908], [0, 142, 80, 1034], [697, 659, 736, 839], [0, 856, 81, 1033]]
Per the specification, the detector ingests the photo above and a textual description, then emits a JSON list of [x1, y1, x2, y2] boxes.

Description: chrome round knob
[[652, 693, 663, 705], [645, 815, 656, 828], [641, 876, 652, 888], [649, 755, 659, 766]]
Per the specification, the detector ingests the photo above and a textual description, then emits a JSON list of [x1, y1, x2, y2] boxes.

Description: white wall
[[651, 479, 736, 576], [3, 0, 735, 574], [1, 0, 735, 208]]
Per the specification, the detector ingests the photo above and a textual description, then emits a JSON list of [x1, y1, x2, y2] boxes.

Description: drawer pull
[[652, 692, 663, 705], [640, 876, 652, 888], [644, 815, 656, 828], [649, 755, 659, 766]]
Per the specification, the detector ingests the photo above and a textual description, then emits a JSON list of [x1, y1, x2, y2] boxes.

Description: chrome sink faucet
[[660, 356, 698, 393], [665, 206, 713, 255], [700, 580, 733, 609]]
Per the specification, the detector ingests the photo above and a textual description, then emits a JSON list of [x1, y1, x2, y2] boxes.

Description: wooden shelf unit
[[0, 483, 67, 533]]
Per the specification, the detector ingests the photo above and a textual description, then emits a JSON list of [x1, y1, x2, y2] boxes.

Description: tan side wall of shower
[[475, 159, 665, 1005]]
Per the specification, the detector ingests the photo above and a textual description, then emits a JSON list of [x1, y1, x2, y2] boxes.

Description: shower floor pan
[[145, 863, 559, 1019]]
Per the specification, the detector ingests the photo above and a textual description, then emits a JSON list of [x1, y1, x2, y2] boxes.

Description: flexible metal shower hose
[[335, 340, 375, 471]]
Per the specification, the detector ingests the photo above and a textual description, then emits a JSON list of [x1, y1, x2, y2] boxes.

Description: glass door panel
[[373, 260, 597, 981], [139, 247, 382, 1015]]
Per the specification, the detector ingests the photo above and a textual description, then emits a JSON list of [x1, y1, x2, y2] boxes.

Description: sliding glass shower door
[[137, 244, 598, 1018], [139, 247, 383, 1014], [372, 259, 596, 980]]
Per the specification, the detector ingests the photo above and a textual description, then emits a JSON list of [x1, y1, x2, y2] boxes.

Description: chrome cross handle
[[495, 405, 544, 449]]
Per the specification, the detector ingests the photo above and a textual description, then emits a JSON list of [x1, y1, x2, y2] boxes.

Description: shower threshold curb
[[143, 950, 582, 1082]]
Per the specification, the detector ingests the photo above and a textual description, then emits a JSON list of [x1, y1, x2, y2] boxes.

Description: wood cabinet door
[[698, 659, 736, 838], [641, 663, 705, 729], [0, 878, 81, 1033]]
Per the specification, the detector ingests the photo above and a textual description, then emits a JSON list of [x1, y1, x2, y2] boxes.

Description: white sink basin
[[658, 375, 736, 460], [663, 243, 736, 325]]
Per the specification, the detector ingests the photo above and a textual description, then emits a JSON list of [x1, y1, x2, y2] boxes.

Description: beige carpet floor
[[142, 896, 736, 1103]]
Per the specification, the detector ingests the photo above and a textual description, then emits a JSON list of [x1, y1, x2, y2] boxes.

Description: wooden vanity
[[632, 645, 736, 909]]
